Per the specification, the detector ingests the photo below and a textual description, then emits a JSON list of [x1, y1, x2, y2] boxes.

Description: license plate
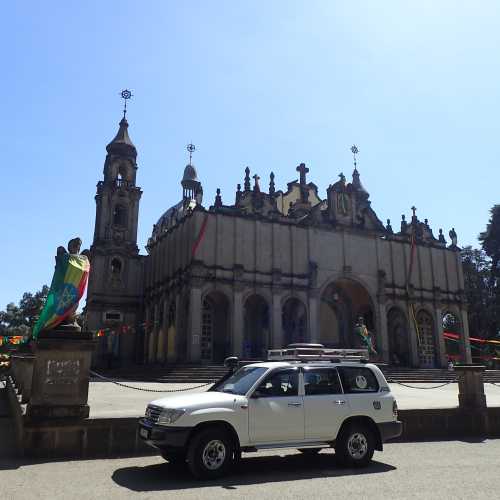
[[140, 428, 150, 439]]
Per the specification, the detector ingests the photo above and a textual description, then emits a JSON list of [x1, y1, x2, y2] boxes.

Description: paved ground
[[0, 440, 498, 499], [88, 380, 500, 418]]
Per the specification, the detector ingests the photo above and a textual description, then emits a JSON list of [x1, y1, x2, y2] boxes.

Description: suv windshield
[[216, 366, 268, 395]]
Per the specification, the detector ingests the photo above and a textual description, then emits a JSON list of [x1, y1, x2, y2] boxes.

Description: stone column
[[143, 306, 151, 364], [460, 308, 473, 364], [271, 291, 283, 348], [308, 291, 320, 343], [232, 288, 244, 357], [407, 303, 420, 367], [454, 365, 486, 409], [156, 299, 169, 364], [188, 286, 202, 362], [434, 307, 447, 368], [377, 303, 389, 363], [148, 303, 159, 364]]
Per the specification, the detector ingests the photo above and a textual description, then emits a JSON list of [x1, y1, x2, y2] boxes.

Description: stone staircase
[[93, 364, 229, 383], [381, 367, 500, 384]]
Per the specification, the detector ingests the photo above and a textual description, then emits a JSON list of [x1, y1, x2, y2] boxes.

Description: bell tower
[[85, 90, 144, 364]]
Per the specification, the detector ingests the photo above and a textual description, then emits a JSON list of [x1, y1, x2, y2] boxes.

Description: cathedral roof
[[106, 117, 137, 158]]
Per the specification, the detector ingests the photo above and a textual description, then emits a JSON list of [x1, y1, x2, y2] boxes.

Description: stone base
[[27, 404, 90, 420]]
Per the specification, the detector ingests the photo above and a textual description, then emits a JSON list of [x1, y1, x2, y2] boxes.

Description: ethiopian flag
[[33, 253, 90, 338]]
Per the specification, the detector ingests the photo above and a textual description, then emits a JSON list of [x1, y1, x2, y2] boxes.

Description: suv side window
[[338, 367, 379, 393], [304, 368, 342, 395], [255, 369, 299, 397]]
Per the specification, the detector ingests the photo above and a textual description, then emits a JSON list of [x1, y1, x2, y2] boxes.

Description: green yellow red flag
[[33, 253, 90, 338]]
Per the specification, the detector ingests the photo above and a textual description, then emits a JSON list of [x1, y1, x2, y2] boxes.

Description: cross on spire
[[411, 206, 417, 217], [351, 145, 359, 169], [187, 143, 196, 164], [120, 89, 133, 119], [296, 163, 309, 186]]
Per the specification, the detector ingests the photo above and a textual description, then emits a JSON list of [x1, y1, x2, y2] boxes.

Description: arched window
[[111, 258, 122, 276], [113, 205, 127, 226]]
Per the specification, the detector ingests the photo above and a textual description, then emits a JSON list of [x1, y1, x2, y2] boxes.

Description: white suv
[[139, 352, 402, 479]]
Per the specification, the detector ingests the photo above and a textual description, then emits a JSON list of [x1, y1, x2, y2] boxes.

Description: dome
[[182, 163, 198, 183]]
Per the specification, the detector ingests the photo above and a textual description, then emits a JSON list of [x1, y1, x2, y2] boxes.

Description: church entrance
[[319, 279, 374, 349], [243, 295, 269, 359], [417, 310, 436, 368], [387, 307, 410, 366], [282, 298, 307, 345], [201, 292, 230, 363]]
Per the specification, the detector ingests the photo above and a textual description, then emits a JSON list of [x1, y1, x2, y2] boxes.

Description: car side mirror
[[251, 389, 264, 398]]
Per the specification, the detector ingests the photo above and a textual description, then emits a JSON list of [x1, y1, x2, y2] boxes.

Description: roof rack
[[267, 347, 369, 363]]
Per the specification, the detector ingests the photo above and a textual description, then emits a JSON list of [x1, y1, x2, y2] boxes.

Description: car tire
[[297, 448, 321, 455], [187, 427, 235, 480], [335, 423, 375, 468]]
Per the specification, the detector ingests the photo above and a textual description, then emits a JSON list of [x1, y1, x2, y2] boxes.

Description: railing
[[267, 347, 369, 362]]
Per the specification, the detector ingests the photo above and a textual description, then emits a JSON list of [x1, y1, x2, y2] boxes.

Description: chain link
[[90, 369, 216, 393], [387, 378, 457, 389]]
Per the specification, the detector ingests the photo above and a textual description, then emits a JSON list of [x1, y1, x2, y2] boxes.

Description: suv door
[[248, 367, 304, 444], [303, 367, 351, 441]]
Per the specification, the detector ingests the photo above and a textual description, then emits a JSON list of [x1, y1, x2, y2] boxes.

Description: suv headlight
[[157, 408, 186, 425]]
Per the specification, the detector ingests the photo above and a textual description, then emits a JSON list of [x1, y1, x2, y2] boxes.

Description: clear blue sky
[[1, 1, 499, 309]]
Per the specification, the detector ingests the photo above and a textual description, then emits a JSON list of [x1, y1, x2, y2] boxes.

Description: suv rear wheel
[[335, 423, 374, 467], [187, 427, 235, 479]]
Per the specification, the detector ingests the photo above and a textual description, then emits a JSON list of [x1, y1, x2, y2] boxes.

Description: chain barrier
[[387, 378, 458, 390], [90, 370, 216, 393]]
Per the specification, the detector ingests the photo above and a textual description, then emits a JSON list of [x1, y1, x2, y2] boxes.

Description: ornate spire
[[269, 172, 275, 196], [235, 183, 242, 204], [253, 174, 261, 192], [244, 167, 251, 191], [350, 145, 369, 198], [106, 90, 137, 158]]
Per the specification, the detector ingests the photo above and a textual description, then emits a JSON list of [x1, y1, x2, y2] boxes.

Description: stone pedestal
[[27, 330, 96, 419], [454, 364, 486, 409]]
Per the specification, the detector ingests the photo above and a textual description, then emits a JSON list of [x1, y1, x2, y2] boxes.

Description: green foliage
[[0, 285, 49, 336], [479, 204, 500, 275]]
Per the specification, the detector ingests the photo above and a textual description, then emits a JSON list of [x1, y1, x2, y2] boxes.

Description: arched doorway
[[319, 279, 375, 349], [417, 310, 436, 368], [243, 295, 269, 359], [282, 298, 307, 345], [443, 311, 461, 363], [387, 307, 410, 366], [201, 292, 230, 362]]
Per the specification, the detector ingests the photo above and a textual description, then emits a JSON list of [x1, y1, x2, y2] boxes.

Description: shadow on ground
[[112, 451, 396, 492]]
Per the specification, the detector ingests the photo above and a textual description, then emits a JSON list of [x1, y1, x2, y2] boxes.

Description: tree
[[461, 247, 496, 339], [479, 204, 500, 277], [0, 285, 49, 336], [478, 204, 500, 339]]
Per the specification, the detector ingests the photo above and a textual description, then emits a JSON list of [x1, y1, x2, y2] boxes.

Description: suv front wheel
[[335, 423, 375, 467], [187, 427, 235, 479]]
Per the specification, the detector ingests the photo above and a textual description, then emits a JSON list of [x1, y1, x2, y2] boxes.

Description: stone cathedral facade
[[85, 116, 472, 368]]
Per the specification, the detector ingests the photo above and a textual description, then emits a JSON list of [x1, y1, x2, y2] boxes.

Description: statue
[[449, 228, 458, 247], [386, 219, 393, 234], [400, 214, 407, 233], [353, 316, 377, 357], [33, 238, 91, 338], [438, 229, 446, 244]]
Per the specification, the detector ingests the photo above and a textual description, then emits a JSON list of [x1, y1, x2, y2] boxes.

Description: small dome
[[182, 163, 198, 183]]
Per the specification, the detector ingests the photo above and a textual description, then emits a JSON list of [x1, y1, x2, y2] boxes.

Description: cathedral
[[85, 113, 472, 369]]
